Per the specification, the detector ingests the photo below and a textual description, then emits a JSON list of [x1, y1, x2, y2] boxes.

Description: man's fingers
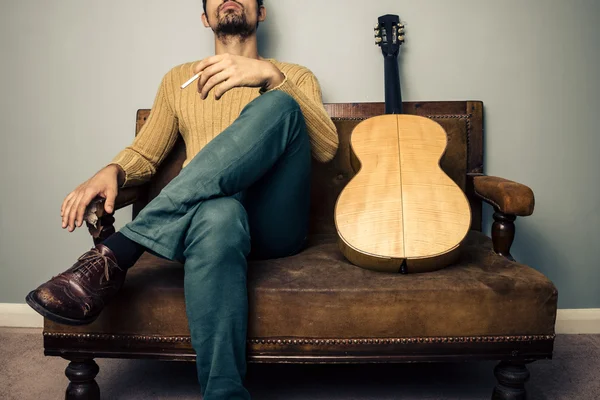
[[68, 192, 84, 231], [67, 193, 82, 231], [61, 192, 75, 217], [215, 78, 239, 100], [62, 195, 76, 229], [193, 55, 224, 74], [197, 62, 227, 94], [75, 192, 96, 228], [104, 190, 117, 214], [201, 71, 231, 99]]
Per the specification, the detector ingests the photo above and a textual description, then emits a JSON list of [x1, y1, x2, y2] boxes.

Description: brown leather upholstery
[[45, 230, 557, 340], [472, 175, 535, 216]]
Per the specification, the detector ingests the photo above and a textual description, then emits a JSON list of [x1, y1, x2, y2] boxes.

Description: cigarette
[[181, 72, 202, 89]]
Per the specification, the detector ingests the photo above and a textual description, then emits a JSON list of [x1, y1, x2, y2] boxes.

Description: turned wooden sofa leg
[[492, 361, 530, 400], [492, 212, 516, 261], [64, 359, 100, 400]]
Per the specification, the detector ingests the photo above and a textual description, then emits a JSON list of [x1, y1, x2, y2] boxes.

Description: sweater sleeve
[[109, 72, 180, 188], [262, 70, 339, 163]]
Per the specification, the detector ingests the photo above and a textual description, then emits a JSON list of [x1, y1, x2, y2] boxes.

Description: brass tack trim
[[331, 114, 474, 175], [331, 114, 471, 123], [44, 332, 192, 344], [44, 332, 555, 345], [247, 334, 554, 345]]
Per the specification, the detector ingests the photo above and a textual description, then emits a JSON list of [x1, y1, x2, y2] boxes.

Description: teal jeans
[[120, 91, 311, 399]]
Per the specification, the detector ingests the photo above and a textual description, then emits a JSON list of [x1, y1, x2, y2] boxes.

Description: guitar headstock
[[374, 14, 405, 57]]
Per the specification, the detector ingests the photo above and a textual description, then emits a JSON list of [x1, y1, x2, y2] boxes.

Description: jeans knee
[[251, 90, 301, 117], [185, 198, 250, 254], [199, 197, 247, 228], [266, 90, 300, 111]]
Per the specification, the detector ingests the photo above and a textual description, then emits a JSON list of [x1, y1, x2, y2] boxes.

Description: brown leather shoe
[[25, 243, 127, 326]]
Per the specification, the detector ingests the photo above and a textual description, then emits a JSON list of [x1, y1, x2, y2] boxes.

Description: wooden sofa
[[43, 101, 558, 399]]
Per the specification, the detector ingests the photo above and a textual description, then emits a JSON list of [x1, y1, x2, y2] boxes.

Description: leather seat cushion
[[45, 231, 558, 338]]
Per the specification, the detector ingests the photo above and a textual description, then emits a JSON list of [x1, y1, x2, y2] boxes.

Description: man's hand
[[193, 54, 285, 100], [61, 164, 123, 232]]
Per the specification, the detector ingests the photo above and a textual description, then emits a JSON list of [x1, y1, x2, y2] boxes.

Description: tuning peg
[[398, 35, 405, 43], [375, 37, 383, 44], [374, 23, 380, 31], [374, 29, 381, 37]]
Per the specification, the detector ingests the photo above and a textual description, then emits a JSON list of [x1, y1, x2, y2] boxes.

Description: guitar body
[[335, 114, 471, 273], [334, 14, 471, 274]]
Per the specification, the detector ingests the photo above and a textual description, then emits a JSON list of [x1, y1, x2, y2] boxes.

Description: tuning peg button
[[375, 37, 383, 44]]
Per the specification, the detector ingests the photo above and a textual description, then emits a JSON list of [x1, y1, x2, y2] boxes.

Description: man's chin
[[215, 21, 254, 39], [214, 9, 254, 39], [219, 9, 241, 19]]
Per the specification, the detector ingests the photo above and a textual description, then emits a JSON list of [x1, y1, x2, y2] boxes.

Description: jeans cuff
[[120, 225, 179, 262]]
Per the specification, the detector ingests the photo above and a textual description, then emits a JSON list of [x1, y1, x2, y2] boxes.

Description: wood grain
[[335, 116, 405, 258], [335, 115, 471, 273]]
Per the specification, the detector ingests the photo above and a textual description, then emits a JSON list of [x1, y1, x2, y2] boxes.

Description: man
[[25, 0, 338, 398]]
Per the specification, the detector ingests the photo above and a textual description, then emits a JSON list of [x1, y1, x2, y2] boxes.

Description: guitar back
[[332, 14, 472, 273], [335, 114, 471, 273]]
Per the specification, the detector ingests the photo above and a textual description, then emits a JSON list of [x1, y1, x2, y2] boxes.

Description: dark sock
[[101, 232, 146, 269]]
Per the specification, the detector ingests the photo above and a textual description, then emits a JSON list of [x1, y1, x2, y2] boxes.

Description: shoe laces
[[75, 249, 116, 282]]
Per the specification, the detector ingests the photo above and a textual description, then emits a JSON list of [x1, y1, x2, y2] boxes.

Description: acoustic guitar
[[334, 14, 471, 274]]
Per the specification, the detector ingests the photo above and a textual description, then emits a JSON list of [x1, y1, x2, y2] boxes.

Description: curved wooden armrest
[[469, 174, 535, 217], [467, 173, 535, 262], [113, 186, 144, 210], [83, 185, 147, 244]]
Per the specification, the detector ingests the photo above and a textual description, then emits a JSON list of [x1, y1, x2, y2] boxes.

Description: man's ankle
[[101, 232, 146, 269]]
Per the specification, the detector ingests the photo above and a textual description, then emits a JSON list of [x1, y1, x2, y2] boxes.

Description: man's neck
[[214, 34, 259, 59]]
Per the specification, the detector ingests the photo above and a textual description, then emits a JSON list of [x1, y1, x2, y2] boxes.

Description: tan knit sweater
[[110, 59, 339, 188]]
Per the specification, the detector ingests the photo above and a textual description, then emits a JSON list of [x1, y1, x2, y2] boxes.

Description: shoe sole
[[25, 291, 98, 326]]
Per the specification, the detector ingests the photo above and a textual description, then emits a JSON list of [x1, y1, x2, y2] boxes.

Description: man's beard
[[214, 5, 255, 41]]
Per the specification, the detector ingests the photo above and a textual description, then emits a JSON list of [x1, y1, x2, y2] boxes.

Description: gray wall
[[1, 0, 598, 308]]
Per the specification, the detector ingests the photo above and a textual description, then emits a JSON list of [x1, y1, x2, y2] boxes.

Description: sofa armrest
[[467, 174, 535, 262], [470, 174, 535, 216], [113, 186, 144, 210], [83, 185, 148, 244]]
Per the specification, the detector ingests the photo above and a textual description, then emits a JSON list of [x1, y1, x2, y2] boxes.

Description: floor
[[1, 328, 599, 399]]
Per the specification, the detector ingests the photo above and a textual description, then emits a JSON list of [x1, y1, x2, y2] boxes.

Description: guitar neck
[[384, 55, 403, 114]]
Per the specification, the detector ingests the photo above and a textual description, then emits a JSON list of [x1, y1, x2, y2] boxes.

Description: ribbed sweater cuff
[[109, 150, 152, 188], [265, 71, 307, 96]]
